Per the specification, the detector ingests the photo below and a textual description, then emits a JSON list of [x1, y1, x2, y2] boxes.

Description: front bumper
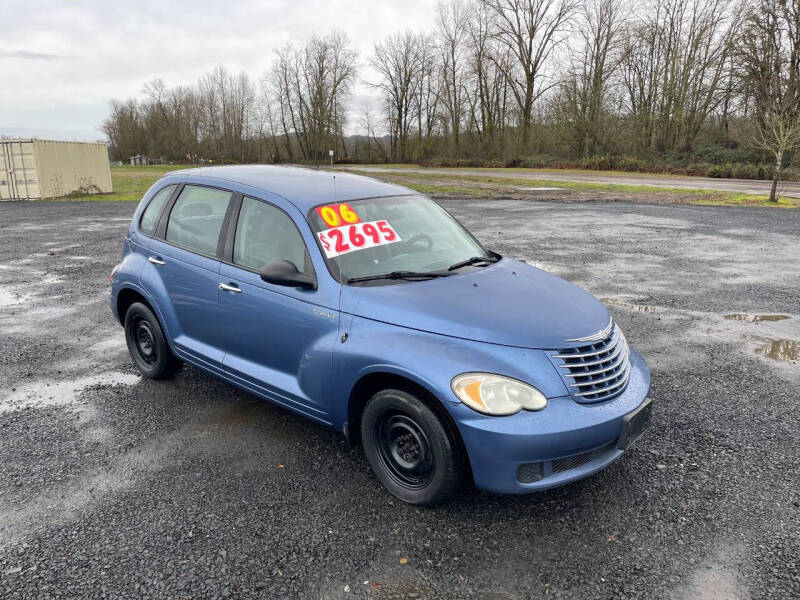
[[452, 349, 651, 494]]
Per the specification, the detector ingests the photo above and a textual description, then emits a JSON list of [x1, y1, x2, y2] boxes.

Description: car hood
[[340, 258, 611, 349]]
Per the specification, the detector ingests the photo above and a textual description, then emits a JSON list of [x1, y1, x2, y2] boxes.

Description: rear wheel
[[361, 389, 463, 506], [124, 302, 182, 379]]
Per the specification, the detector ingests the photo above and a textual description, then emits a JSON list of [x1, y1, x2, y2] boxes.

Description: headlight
[[451, 373, 547, 415]]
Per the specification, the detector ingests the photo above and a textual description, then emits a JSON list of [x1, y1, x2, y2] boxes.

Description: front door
[[142, 184, 234, 371], [218, 195, 338, 421]]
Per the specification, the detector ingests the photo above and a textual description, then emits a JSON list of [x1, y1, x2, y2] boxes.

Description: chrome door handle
[[148, 256, 165, 265], [219, 282, 242, 293]]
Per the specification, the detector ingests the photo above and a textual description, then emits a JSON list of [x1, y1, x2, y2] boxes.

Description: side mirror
[[260, 259, 316, 290]]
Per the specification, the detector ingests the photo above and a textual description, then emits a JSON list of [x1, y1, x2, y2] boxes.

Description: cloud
[[0, 49, 67, 61], [0, 0, 435, 140]]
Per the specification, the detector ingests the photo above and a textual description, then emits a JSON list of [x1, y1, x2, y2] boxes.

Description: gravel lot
[[1, 197, 798, 599]]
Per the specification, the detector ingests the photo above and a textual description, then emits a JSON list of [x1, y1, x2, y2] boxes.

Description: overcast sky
[[0, 0, 436, 141]]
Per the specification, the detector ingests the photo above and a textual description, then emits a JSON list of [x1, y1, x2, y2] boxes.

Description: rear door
[[216, 195, 339, 420], [141, 184, 235, 371]]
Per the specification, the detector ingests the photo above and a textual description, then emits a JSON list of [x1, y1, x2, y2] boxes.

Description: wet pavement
[[0, 199, 798, 599]]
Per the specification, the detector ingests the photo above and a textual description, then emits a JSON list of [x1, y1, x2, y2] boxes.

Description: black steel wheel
[[374, 411, 436, 489], [361, 388, 463, 506], [123, 302, 182, 379], [133, 319, 158, 366]]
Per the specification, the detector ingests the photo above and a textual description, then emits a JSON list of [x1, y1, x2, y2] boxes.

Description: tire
[[123, 302, 182, 379], [361, 388, 464, 506]]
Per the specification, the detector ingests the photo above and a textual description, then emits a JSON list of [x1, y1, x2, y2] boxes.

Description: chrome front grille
[[551, 321, 631, 403]]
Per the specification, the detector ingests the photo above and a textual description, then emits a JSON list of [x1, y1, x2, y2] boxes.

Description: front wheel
[[361, 389, 464, 506], [123, 302, 182, 379]]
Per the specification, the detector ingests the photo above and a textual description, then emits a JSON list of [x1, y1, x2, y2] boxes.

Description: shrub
[[421, 157, 496, 168], [580, 154, 616, 170], [411, 148, 792, 181], [615, 155, 649, 172], [692, 145, 766, 165], [707, 163, 732, 178], [576, 154, 652, 172], [510, 154, 565, 168], [706, 162, 776, 180]]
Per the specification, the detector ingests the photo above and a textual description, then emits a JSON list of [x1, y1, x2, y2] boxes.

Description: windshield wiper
[[447, 254, 500, 271], [347, 270, 452, 284]]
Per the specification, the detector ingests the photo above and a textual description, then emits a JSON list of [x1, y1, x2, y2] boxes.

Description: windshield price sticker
[[315, 203, 361, 228], [317, 220, 401, 258]]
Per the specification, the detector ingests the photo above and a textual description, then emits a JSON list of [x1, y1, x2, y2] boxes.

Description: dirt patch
[[724, 313, 791, 322]]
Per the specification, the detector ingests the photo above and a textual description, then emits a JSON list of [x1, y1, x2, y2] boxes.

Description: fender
[[331, 314, 569, 433], [113, 279, 174, 351]]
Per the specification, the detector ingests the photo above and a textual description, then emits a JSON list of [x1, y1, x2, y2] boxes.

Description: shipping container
[[0, 139, 112, 201]]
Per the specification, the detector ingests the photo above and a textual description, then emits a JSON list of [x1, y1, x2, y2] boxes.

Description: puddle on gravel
[[600, 297, 658, 313], [0, 288, 29, 308], [211, 402, 271, 426], [753, 339, 799, 363], [203, 402, 303, 443], [1, 372, 141, 413], [725, 313, 790, 323]]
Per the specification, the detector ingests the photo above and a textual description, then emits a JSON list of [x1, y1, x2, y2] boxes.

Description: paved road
[[344, 165, 800, 198], [0, 199, 798, 599]]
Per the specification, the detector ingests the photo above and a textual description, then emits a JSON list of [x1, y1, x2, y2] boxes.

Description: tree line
[[103, 0, 800, 200]]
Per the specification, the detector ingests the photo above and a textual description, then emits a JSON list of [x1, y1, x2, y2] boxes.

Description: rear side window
[[166, 185, 232, 256], [139, 185, 175, 235], [234, 197, 310, 273]]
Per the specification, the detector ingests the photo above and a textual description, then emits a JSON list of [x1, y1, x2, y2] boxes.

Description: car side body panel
[[218, 262, 340, 418], [114, 173, 343, 423], [142, 238, 226, 368]]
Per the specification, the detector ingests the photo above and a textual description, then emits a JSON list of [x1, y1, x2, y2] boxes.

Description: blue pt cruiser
[[110, 166, 652, 505]]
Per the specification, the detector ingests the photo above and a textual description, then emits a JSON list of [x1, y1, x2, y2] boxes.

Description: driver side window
[[233, 197, 310, 273]]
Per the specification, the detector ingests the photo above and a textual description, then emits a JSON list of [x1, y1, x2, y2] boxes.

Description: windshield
[[307, 195, 491, 283]]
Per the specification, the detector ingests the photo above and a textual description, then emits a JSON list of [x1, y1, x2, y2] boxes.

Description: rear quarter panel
[[109, 184, 160, 323], [111, 179, 181, 330]]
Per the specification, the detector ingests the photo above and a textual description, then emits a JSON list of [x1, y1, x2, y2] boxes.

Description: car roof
[[160, 165, 415, 211]]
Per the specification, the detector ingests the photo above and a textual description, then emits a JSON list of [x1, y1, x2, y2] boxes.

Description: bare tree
[[102, 99, 146, 161], [98, 11, 799, 176], [558, 0, 625, 156], [481, 0, 578, 149], [412, 33, 442, 154], [620, 0, 742, 153], [265, 33, 357, 162], [255, 80, 282, 162], [359, 103, 390, 162], [297, 32, 358, 161], [736, 0, 800, 201], [371, 31, 431, 161], [465, 1, 512, 152], [437, 0, 471, 149], [196, 66, 256, 162], [269, 46, 300, 160]]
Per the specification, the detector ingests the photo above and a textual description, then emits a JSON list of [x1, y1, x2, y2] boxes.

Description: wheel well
[[347, 372, 472, 478], [116, 288, 153, 325]]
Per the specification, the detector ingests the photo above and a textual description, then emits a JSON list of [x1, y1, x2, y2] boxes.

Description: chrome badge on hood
[[565, 318, 614, 343]]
